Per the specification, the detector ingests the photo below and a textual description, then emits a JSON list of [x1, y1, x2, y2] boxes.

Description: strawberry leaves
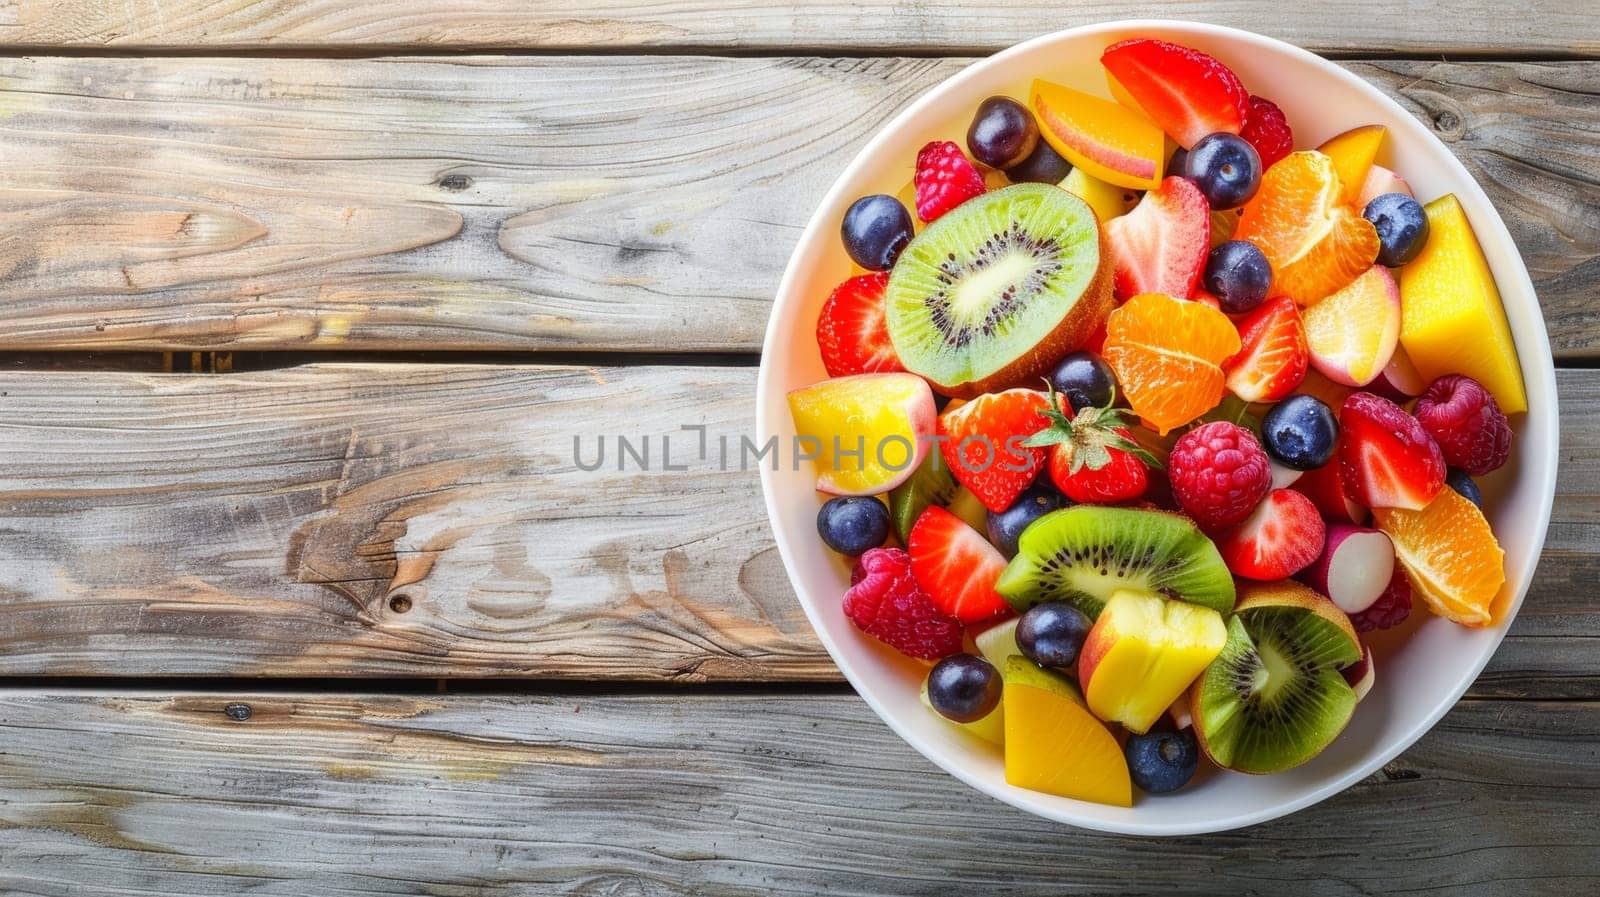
[[1023, 382, 1164, 474]]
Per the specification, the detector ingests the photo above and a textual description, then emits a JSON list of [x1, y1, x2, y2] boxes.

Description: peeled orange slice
[[1102, 293, 1240, 434], [1234, 151, 1380, 305], [1302, 265, 1401, 387], [1374, 489, 1506, 627]]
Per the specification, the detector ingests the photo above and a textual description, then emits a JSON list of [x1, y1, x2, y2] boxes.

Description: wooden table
[[0, 4, 1594, 893]]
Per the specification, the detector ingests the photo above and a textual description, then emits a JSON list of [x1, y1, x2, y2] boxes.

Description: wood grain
[[0, 362, 1591, 688], [0, 1, 1594, 55], [0, 57, 1595, 357], [0, 689, 1595, 896]]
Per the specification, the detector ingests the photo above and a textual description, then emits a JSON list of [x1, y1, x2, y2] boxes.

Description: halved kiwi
[[994, 506, 1235, 619], [1190, 581, 1362, 775], [887, 452, 987, 543], [885, 184, 1111, 398]]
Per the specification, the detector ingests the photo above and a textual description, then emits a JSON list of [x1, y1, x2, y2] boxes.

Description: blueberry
[[841, 194, 914, 271], [1203, 240, 1272, 314], [1183, 132, 1262, 210], [1446, 468, 1484, 508], [1364, 192, 1430, 267], [1004, 139, 1072, 184], [987, 483, 1069, 558], [967, 96, 1039, 170], [926, 653, 1002, 723], [1125, 729, 1199, 794], [1261, 395, 1338, 470], [1016, 601, 1092, 670], [1049, 351, 1118, 412], [816, 496, 890, 556]]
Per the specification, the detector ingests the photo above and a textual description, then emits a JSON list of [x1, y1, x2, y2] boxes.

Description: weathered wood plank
[[0, 57, 1595, 357], [0, 690, 1595, 895], [0, 1, 1593, 55], [0, 363, 1592, 688]]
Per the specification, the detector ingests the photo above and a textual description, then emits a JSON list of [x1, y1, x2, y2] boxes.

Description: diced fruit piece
[[1002, 657, 1132, 806], [921, 674, 1003, 745], [1270, 458, 1304, 489], [1226, 297, 1309, 403], [986, 482, 1069, 558], [938, 389, 1052, 513], [1031, 79, 1166, 190], [1446, 468, 1484, 509], [996, 505, 1236, 618], [817, 496, 891, 556], [1261, 394, 1338, 471], [1016, 601, 1092, 670], [816, 272, 904, 377], [842, 547, 964, 659], [1414, 373, 1513, 476], [1062, 167, 1138, 223], [1302, 265, 1401, 387], [1167, 421, 1273, 531], [1239, 95, 1294, 170], [1292, 368, 1356, 411], [1316, 125, 1386, 206], [1342, 645, 1376, 702], [1104, 176, 1211, 301], [1126, 728, 1200, 794], [1029, 395, 1157, 504], [1103, 292, 1241, 434], [1190, 580, 1360, 773], [1215, 488, 1326, 580], [1374, 489, 1506, 627], [1350, 566, 1413, 632], [1079, 590, 1227, 734], [1235, 151, 1381, 305], [1209, 209, 1240, 248], [1099, 38, 1249, 149], [1293, 448, 1368, 525], [841, 194, 914, 271], [1167, 691, 1194, 729], [888, 452, 987, 544], [925, 653, 1003, 723], [787, 373, 935, 495], [908, 506, 1012, 623], [885, 184, 1112, 398], [1005, 139, 1073, 184], [1356, 164, 1412, 208], [1048, 350, 1118, 413], [1204, 239, 1271, 314], [1367, 344, 1427, 402], [1300, 523, 1395, 614], [1339, 392, 1446, 510], [914, 141, 987, 223], [1399, 194, 1527, 414], [1364, 192, 1430, 268], [1182, 132, 1262, 210], [974, 617, 1021, 669], [967, 96, 1040, 169]]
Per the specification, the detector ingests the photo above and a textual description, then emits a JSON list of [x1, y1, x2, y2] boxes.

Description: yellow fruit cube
[[1077, 590, 1227, 734], [1001, 657, 1131, 807], [1061, 167, 1136, 224], [1399, 194, 1527, 413]]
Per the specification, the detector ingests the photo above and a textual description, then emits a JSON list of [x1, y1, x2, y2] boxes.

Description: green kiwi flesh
[[888, 452, 985, 543]]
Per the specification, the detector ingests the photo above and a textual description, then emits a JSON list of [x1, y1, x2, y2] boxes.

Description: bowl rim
[[756, 18, 1559, 835]]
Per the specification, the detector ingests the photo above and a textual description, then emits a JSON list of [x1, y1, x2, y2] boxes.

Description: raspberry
[[1350, 567, 1413, 632], [914, 141, 986, 223], [1239, 95, 1293, 169], [1413, 374, 1513, 475], [1168, 421, 1273, 531], [842, 548, 963, 660]]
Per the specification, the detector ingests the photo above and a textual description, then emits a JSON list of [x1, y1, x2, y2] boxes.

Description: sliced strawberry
[[1025, 387, 1157, 504], [816, 272, 903, 377], [914, 141, 986, 223], [1225, 297, 1309, 403], [907, 506, 1011, 623], [1191, 288, 1223, 311], [1338, 392, 1446, 510], [1103, 176, 1210, 301], [1100, 38, 1250, 149], [1239, 95, 1294, 169], [1214, 488, 1326, 580], [1292, 446, 1369, 525], [937, 389, 1052, 513]]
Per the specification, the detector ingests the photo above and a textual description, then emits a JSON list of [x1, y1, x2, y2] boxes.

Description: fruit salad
[[790, 36, 1523, 807]]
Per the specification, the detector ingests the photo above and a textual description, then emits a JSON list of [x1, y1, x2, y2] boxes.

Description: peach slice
[[1317, 125, 1386, 206], [1078, 590, 1227, 735], [1357, 164, 1412, 208], [786, 372, 935, 495], [1031, 80, 1166, 191]]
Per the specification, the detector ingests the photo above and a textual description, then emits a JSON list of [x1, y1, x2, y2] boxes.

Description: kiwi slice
[[995, 506, 1234, 619], [885, 184, 1111, 398], [1191, 582, 1362, 775], [887, 452, 986, 543]]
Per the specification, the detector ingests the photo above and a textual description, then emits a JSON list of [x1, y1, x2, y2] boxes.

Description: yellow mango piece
[[1061, 167, 1136, 224], [1398, 194, 1527, 414], [1317, 125, 1387, 206], [1031, 80, 1165, 191], [1078, 590, 1227, 734], [786, 373, 936, 495], [1001, 658, 1131, 807], [921, 678, 1004, 746]]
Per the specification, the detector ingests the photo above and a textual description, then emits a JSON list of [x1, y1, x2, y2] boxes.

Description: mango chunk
[[1001, 657, 1132, 807]]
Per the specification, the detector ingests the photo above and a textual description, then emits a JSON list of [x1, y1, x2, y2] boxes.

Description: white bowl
[[756, 20, 1559, 835]]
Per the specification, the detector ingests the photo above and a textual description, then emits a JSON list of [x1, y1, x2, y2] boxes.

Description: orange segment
[[1102, 293, 1241, 434], [1374, 489, 1506, 628], [1234, 151, 1381, 305]]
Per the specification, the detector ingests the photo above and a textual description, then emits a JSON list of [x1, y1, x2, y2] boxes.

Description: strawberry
[[1214, 488, 1326, 580], [938, 389, 1052, 513], [1239, 95, 1294, 170], [1339, 392, 1446, 510], [1103, 176, 1211, 302], [816, 272, 903, 377], [914, 141, 986, 223], [1100, 38, 1250, 149], [1025, 386, 1159, 504], [1225, 297, 1309, 403], [907, 506, 1011, 623], [1292, 447, 1368, 525]]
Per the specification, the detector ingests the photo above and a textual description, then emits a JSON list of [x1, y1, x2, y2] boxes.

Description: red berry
[[1349, 567, 1413, 632], [842, 547, 964, 659], [908, 507, 1012, 624], [1339, 392, 1446, 510], [1239, 95, 1294, 169], [1104, 176, 1211, 302], [1100, 38, 1250, 149], [937, 389, 1052, 513], [1214, 488, 1326, 580], [1168, 421, 1273, 530], [913, 141, 986, 223], [1413, 374, 1513, 476], [1224, 297, 1309, 404], [816, 272, 903, 377]]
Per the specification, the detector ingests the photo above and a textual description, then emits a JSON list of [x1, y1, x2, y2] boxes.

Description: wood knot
[[436, 174, 473, 191], [224, 703, 252, 721], [388, 593, 413, 614], [1431, 110, 1463, 139]]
